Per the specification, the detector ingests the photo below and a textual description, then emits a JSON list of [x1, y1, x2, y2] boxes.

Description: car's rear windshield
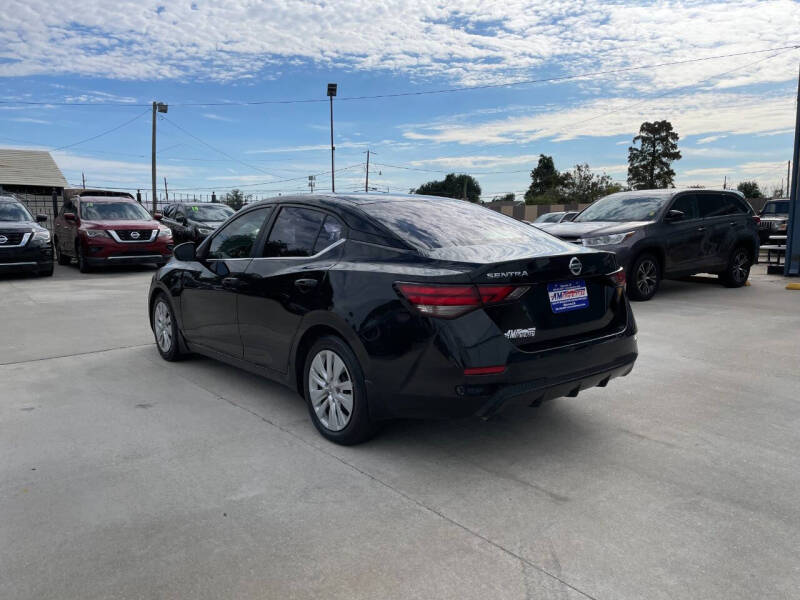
[[188, 204, 235, 222], [0, 201, 33, 222], [574, 193, 668, 222], [360, 198, 556, 250], [81, 201, 151, 221], [762, 201, 789, 215]]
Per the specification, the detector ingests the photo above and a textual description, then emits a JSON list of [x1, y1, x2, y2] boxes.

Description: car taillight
[[395, 283, 526, 318], [609, 267, 626, 287], [752, 215, 761, 225], [464, 366, 506, 376]]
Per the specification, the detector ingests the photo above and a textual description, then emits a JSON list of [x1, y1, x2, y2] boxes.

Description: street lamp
[[151, 101, 168, 213], [327, 83, 337, 193]]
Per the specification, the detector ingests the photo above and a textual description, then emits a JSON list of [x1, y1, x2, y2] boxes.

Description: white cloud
[[202, 113, 235, 122], [9, 117, 51, 124], [696, 135, 727, 144]]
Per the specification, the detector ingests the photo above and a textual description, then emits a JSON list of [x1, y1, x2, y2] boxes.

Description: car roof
[[0, 195, 21, 203], [247, 192, 485, 210], [609, 188, 742, 198], [76, 195, 137, 202]]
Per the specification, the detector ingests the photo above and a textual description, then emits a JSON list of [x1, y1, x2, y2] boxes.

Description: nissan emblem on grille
[[130, 231, 140, 239], [0, 235, 7, 244], [569, 257, 582, 276]]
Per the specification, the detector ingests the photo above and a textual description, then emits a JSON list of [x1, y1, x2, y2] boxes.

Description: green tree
[[224, 188, 250, 210], [412, 173, 482, 203], [736, 180, 763, 198], [492, 193, 516, 202], [524, 154, 569, 204], [627, 120, 682, 189], [562, 163, 623, 203]]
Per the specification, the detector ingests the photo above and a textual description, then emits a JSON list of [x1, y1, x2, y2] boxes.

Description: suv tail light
[[395, 283, 528, 318], [752, 215, 761, 225], [608, 267, 626, 288]]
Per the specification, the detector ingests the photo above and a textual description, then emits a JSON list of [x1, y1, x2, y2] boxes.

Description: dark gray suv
[[539, 189, 759, 300]]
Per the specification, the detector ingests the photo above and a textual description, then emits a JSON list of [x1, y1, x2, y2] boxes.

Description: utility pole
[[364, 149, 374, 192], [784, 64, 800, 276], [723, 175, 727, 190], [164, 176, 169, 203], [788, 161, 791, 196], [462, 177, 468, 200], [81, 172, 86, 190], [151, 101, 168, 213], [327, 84, 337, 193], [308, 175, 316, 193]]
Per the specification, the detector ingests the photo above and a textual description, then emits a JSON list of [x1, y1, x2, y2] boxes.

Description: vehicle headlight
[[197, 227, 213, 235], [32, 229, 51, 242], [581, 232, 635, 247], [84, 229, 109, 238], [158, 227, 172, 238]]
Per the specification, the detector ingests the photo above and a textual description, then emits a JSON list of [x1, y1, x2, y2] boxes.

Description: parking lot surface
[[2, 264, 799, 599]]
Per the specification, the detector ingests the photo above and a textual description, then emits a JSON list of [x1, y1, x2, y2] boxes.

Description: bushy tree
[[627, 120, 682, 189], [524, 155, 569, 204], [563, 163, 623, 203], [412, 173, 481, 203], [492, 193, 516, 202], [736, 181, 763, 198], [224, 189, 250, 210]]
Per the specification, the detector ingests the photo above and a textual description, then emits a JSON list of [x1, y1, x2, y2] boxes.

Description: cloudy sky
[[2, 0, 800, 200]]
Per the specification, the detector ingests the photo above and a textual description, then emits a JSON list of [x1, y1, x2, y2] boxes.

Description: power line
[[52, 108, 150, 151], [2, 44, 799, 108], [371, 161, 530, 175]]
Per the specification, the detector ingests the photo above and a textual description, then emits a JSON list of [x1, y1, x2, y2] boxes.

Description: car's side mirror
[[665, 209, 685, 222], [64, 212, 76, 222], [153, 212, 163, 221], [173, 242, 196, 262], [36, 214, 47, 222]]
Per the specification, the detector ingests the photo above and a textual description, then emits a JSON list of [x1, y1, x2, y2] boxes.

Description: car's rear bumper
[[367, 328, 637, 420], [86, 254, 169, 266]]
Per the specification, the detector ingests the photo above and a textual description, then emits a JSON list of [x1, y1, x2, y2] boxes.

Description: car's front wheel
[[151, 294, 184, 361], [628, 253, 660, 301], [719, 246, 751, 287], [76, 243, 91, 273], [55, 240, 70, 265], [303, 336, 376, 445]]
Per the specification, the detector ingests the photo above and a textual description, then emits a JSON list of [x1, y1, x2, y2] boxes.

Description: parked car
[[149, 193, 637, 444], [54, 191, 173, 272], [161, 202, 235, 244], [534, 211, 568, 223], [538, 189, 759, 301], [0, 194, 53, 276], [757, 199, 789, 244]]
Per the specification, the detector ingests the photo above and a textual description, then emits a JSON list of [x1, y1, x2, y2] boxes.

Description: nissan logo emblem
[[130, 231, 140, 239], [569, 257, 582, 276], [0, 235, 7, 244]]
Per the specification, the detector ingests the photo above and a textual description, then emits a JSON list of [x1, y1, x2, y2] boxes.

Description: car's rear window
[[360, 198, 554, 250]]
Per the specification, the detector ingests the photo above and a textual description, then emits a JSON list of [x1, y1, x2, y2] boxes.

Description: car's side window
[[207, 207, 271, 260], [669, 194, 698, 220], [312, 215, 345, 253], [263, 207, 326, 258], [698, 194, 736, 218]]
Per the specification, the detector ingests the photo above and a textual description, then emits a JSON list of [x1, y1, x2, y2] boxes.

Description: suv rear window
[[360, 198, 553, 250], [761, 201, 789, 215]]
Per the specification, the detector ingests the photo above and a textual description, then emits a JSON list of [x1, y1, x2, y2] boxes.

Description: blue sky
[[2, 0, 800, 201]]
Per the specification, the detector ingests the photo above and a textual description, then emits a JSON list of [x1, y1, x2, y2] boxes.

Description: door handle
[[294, 278, 318, 292], [221, 277, 243, 291]]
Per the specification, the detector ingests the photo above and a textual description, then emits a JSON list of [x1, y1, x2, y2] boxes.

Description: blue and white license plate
[[547, 280, 589, 313]]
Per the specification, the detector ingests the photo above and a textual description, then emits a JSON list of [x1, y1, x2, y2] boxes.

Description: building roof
[[0, 149, 68, 189]]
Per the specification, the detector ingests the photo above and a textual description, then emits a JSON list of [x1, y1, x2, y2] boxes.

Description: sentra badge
[[487, 270, 528, 279]]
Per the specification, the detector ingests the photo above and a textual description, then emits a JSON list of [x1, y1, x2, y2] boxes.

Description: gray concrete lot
[[2, 263, 799, 599]]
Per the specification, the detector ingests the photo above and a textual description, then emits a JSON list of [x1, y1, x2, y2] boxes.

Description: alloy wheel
[[731, 250, 749, 284], [153, 301, 173, 352], [308, 349, 354, 432], [636, 259, 657, 296]]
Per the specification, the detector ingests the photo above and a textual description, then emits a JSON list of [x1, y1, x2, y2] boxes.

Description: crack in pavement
[[0, 343, 153, 367]]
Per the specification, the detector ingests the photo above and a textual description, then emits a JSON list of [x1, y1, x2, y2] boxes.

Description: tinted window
[[574, 193, 669, 222], [761, 201, 789, 215], [669, 194, 699, 220], [207, 207, 270, 259], [80, 201, 151, 220], [698, 194, 737, 218], [535, 212, 563, 223], [312, 215, 344, 253], [187, 204, 234, 222], [162, 205, 174, 218], [0, 202, 33, 222], [264, 207, 325, 257], [361, 198, 560, 251]]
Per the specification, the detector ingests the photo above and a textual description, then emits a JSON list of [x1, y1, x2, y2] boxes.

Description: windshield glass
[[80, 201, 151, 221], [362, 198, 560, 250], [574, 193, 668, 222], [187, 204, 235, 222], [761, 201, 789, 215], [0, 201, 33, 222], [535, 212, 563, 223]]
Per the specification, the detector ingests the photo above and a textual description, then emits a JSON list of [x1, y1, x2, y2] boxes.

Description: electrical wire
[[52, 108, 150, 151]]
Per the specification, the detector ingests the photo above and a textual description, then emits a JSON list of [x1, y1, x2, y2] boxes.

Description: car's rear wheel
[[628, 253, 660, 301], [303, 336, 376, 445], [152, 294, 183, 361], [54, 240, 70, 265], [719, 245, 751, 287]]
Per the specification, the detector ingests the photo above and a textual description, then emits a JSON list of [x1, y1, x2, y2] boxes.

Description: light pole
[[327, 83, 337, 193], [151, 101, 168, 213]]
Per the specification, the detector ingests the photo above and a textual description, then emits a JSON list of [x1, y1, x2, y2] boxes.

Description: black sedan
[[161, 202, 235, 244], [0, 195, 54, 276], [148, 194, 637, 444]]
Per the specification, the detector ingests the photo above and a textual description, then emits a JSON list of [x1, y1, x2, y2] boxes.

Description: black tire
[[151, 293, 184, 361], [628, 253, 660, 301], [719, 245, 751, 288], [76, 243, 91, 273], [55, 240, 71, 265], [302, 335, 377, 445], [37, 264, 54, 277]]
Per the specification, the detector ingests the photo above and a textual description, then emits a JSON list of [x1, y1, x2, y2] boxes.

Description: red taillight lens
[[752, 215, 761, 225], [464, 365, 506, 376], [396, 283, 524, 318], [609, 267, 626, 287]]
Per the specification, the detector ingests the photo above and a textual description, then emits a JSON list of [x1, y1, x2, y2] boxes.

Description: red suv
[[54, 192, 173, 272]]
